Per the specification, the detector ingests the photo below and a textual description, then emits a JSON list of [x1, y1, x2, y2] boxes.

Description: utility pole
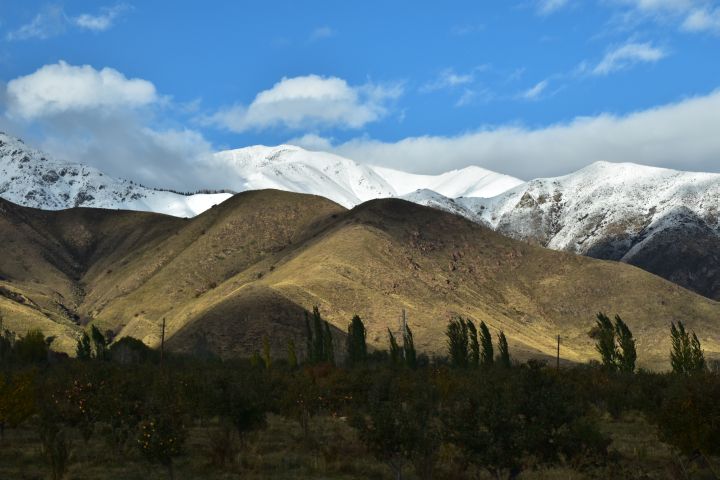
[[160, 317, 166, 364], [556, 335, 560, 370]]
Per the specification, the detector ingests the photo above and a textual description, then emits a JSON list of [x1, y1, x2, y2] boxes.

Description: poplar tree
[[479, 321, 494, 366], [614, 315, 636, 373], [323, 321, 335, 365], [312, 306, 325, 363], [594, 312, 617, 370], [76, 332, 92, 360], [670, 321, 705, 375], [402, 316, 417, 369], [497, 331, 511, 368], [446, 317, 469, 368], [304, 311, 314, 363], [346, 315, 367, 367], [90, 325, 108, 360], [388, 329, 402, 365], [467, 319, 480, 367]]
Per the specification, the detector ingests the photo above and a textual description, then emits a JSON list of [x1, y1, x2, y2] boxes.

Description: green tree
[[312, 306, 325, 363], [594, 312, 617, 370], [446, 317, 469, 368], [13, 329, 48, 364], [402, 316, 417, 369], [670, 321, 705, 375], [479, 321, 494, 366], [614, 315, 636, 373], [467, 319, 480, 367], [304, 311, 314, 363], [388, 329, 402, 365], [90, 325, 108, 360], [346, 315, 367, 367], [76, 332, 92, 360], [323, 321, 335, 365], [497, 331, 511, 368]]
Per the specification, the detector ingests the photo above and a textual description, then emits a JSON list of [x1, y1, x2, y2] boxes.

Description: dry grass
[[1, 192, 719, 369]]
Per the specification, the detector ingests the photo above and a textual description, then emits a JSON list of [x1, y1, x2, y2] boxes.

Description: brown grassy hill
[[0, 192, 718, 369]]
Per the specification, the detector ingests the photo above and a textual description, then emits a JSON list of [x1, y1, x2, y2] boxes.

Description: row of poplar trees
[[593, 312, 706, 374]]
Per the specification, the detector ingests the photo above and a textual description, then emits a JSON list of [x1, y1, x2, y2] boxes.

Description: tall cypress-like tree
[[614, 315, 636, 373], [312, 306, 325, 363], [446, 317, 469, 368], [304, 311, 314, 363], [388, 329, 402, 365], [402, 315, 417, 369], [594, 312, 617, 370], [323, 321, 335, 365], [479, 321, 494, 366], [497, 331, 511, 368], [346, 315, 367, 367], [467, 319, 480, 367], [76, 331, 92, 360], [90, 325, 108, 360], [670, 321, 705, 375]]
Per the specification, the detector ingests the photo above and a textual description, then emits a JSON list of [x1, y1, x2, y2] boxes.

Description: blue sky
[[1, 0, 719, 188]]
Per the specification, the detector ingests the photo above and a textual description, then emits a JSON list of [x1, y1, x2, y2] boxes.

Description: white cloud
[[591, 41, 666, 75], [682, 7, 720, 32], [519, 79, 549, 100], [205, 75, 402, 132], [538, 0, 570, 15], [5, 3, 130, 40], [6, 61, 157, 120], [1, 62, 214, 191], [330, 89, 720, 179], [309, 26, 335, 41], [5, 5, 67, 40], [74, 4, 131, 32], [286, 133, 334, 151], [420, 68, 475, 93]]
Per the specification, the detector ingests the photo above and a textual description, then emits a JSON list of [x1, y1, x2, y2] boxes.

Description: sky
[[0, 0, 719, 190]]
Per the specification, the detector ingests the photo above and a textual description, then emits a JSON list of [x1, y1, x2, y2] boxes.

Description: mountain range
[[3, 131, 719, 302], [1, 189, 718, 370]]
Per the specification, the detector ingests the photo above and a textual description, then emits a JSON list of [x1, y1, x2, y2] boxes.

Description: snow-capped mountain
[[211, 144, 523, 208], [0, 133, 231, 217], [0, 133, 522, 215], [415, 161, 720, 299]]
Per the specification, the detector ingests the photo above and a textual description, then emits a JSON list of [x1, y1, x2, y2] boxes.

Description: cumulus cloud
[[5, 3, 130, 40], [2, 62, 214, 191], [205, 75, 403, 132], [591, 41, 666, 75], [328, 89, 720, 179], [6, 61, 157, 119]]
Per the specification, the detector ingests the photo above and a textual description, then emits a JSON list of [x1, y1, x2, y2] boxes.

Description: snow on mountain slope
[[457, 161, 720, 256], [211, 145, 523, 208], [372, 165, 524, 198], [0, 132, 231, 217], [211, 145, 397, 208]]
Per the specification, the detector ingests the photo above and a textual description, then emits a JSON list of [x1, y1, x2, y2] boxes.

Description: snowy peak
[[0, 132, 231, 217]]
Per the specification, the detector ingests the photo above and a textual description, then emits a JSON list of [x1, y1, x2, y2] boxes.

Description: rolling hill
[[1, 190, 718, 370]]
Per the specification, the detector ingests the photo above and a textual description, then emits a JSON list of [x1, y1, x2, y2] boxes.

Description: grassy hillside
[[1, 191, 718, 369]]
